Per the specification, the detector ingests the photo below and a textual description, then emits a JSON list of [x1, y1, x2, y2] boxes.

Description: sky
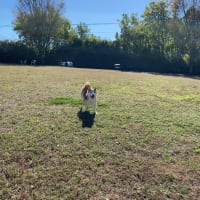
[[0, 0, 154, 41]]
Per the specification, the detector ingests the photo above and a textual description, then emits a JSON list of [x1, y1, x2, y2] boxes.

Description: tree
[[76, 22, 90, 42], [142, 1, 171, 56], [171, 0, 200, 74], [117, 13, 139, 53], [0, 40, 35, 63], [58, 17, 77, 46], [14, 0, 65, 64]]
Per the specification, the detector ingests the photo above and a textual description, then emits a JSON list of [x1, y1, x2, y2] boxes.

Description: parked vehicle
[[59, 60, 73, 67]]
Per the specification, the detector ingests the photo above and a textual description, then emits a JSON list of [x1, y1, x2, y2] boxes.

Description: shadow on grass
[[77, 108, 96, 128]]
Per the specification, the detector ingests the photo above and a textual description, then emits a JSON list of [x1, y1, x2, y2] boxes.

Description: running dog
[[81, 82, 97, 113]]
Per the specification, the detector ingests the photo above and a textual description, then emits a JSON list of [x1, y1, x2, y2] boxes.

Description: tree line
[[0, 0, 200, 74]]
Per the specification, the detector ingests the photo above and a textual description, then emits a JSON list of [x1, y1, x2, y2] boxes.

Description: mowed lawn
[[0, 65, 200, 200]]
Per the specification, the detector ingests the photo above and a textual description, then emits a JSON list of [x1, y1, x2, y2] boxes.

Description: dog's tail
[[81, 82, 91, 100], [82, 81, 92, 92], [83, 81, 91, 90]]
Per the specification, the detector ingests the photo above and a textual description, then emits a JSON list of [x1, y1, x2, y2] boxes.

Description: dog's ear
[[94, 88, 96, 92]]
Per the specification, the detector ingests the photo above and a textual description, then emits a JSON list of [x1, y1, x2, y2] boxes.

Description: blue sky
[[0, 0, 154, 41]]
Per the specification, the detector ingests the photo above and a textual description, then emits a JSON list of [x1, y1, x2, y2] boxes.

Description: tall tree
[[14, 0, 65, 64], [142, 1, 171, 56], [59, 17, 77, 46], [118, 13, 139, 53], [76, 22, 90, 41], [117, 2, 171, 57], [171, 0, 200, 73]]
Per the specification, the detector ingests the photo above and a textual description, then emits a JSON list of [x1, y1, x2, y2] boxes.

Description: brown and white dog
[[81, 82, 97, 113]]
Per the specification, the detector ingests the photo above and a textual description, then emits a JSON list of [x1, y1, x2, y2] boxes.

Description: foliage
[[182, 53, 190, 65], [0, 40, 35, 64], [115, 0, 200, 74], [1, 0, 200, 74], [13, 0, 66, 64], [142, 1, 171, 56], [76, 22, 90, 41], [170, 0, 200, 74]]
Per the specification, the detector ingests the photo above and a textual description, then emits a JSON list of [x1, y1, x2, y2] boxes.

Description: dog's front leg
[[94, 102, 97, 114], [84, 105, 88, 112]]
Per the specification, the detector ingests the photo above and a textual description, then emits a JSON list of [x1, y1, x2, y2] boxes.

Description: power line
[[0, 22, 118, 28], [0, 25, 13, 28], [72, 22, 118, 26], [0, 23, 119, 40]]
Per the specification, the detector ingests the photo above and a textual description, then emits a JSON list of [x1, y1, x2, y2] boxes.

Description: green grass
[[49, 96, 108, 109], [49, 96, 82, 106], [0, 65, 200, 199], [194, 145, 200, 154]]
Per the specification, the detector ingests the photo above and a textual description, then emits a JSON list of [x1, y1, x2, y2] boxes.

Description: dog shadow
[[77, 108, 96, 128]]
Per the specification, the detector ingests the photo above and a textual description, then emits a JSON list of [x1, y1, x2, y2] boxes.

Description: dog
[[81, 82, 97, 113]]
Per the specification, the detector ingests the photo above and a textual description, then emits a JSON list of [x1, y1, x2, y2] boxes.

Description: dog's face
[[88, 89, 96, 99]]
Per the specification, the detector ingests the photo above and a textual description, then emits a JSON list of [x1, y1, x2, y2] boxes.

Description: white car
[[60, 61, 73, 67], [66, 61, 73, 67]]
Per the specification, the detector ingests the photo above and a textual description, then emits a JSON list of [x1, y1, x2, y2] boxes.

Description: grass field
[[0, 65, 200, 200]]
